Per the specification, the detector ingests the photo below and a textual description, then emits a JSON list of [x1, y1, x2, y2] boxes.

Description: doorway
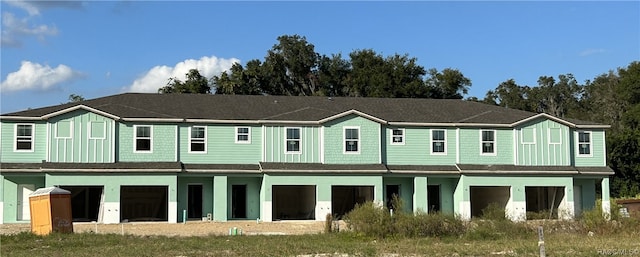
[[187, 184, 203, 219], [17, 184, 35, 221], [386, 185, 400, 210], [232, 185, 247, 219], [427, 185, 441, 212]]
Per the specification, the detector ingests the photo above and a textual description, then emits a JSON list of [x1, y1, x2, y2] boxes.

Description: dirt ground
[[0, 220, 340, 237]]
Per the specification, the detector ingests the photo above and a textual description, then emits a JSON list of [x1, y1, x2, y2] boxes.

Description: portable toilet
[[29, 187, 74, 235]]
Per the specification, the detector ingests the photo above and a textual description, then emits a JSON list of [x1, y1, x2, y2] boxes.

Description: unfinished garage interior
[[61, 186, 104, 222], [272, 185, 316, 220], [470, 186, 510, 218], [525, 186, 565, 219], [120, 186, 168, 222], [332, 186, 374, 218]]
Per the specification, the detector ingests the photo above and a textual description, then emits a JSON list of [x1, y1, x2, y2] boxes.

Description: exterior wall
[[572, 129, 606, 167], [455, 175, 575, 221], [118, 123, 177, 162], [428, 177, 457, 214], [385, 127, 456, 165], [515, 119, 571, 166], [177, 176, 214, 222], [323, 115, 381, 164], [261, 174, 384, 221], [227, 176, 261, 220], [382, 176, 414, 213], [263, 126, 321, 163], [47, 110, 114, 163], [45, 173, 178, 223], [0, 121, 47, 163], [179, 124, 261, 164], [459, 128, 513, 165], [1, 175, 46, 223]]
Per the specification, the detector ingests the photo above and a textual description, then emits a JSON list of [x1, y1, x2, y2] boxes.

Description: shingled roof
[[1, 93, 606, 127]]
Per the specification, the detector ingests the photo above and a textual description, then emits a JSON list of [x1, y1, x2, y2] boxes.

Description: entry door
[[187, 184, 203, 219], [232, 185, 247, 219], [17, 184, 35, 220], [386, 185, 400, 210], [427, 185, 441, 213]]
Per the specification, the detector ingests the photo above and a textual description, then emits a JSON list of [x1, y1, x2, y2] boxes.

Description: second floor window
[[344, 127, 360, 153], [135, 125, 152, 152], [286, 127, 301, 153], [190, 126, 206, 152], [431, 129, 446, 154], [15, 124, 34, 151], [391, 128, 404, 145], [578, 131, 591, 155], [481, 130, 495, 154], [236, 127, 250, 143]]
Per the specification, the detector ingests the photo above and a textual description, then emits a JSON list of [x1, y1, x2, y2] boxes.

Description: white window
[[548, 128, 562, 145], [134, 125, 152, 152], [15, 124, 34, 151], [190, 126, 206, 153], [344, 127, 360, 153], [480, 130, 496, 155], [235, 127, 250, 144], [578, 131, 591, 156], [390, 128, 404, 145], [431, 129, 446, 154], [285, 127, 301, 153]]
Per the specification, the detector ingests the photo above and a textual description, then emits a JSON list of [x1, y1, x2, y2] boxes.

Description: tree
[[159, 69, 211, 94], [483, 79, 532, 110], [528, 74, 581, 118], [67, 94, 85, 103], [424, 68, 472, 99]]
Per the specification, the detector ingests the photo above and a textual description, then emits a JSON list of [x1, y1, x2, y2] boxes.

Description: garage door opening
[[61, 186, 104, 222], [332, 186, 374, 219], [526, 186, 565, 219], [273, 185, 316, 220], [120, 186, 167, 222], [470, 186, 510, 218]]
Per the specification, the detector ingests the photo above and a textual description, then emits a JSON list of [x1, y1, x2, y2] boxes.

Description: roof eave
[[319, 110, 387, 124], [41, 105, 121, 120]]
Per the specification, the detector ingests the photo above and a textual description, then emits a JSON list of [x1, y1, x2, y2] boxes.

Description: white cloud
[[1, 61, 82, 92], [125, 56, 241, 93], [579, 48, 606, 57], [1, 11, 58, 47], [5, 0, 84, 16]]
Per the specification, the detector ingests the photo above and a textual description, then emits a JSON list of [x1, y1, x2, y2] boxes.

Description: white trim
[[389, 128, 405, 145], [174, 126, 178, 161], [430, 129, 447, 155], [520, 127, 536, 144], [46, 123, 51, 161], [343, 126, 360, 154], [14, 123, 35, 152], [88, 121, 106, 139], [479, 129, 497, 156], [235, 126, 251, 144], [284, 127, 302, 154], [320, 126, 325, 163], [54, 120, 73, 139], [378, 125, 382, 163], [111, 120, 116, 162], [40, 105, 120, 120], [602, 131, 607, 165], [576, 130, 593, 157], [319, 109, 387, 124], [261, 125, 266, 162], [133, 125, 153, 153], [121, 118, 184, 122], [513, 129, 517, 165], [455, 128, 460, 163], [548, 127, 562, 145], [188, 126, 207, 153], [184, 119, 260, 124]]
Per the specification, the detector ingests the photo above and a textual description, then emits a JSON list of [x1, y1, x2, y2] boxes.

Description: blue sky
[[1, 1, 639, 113]]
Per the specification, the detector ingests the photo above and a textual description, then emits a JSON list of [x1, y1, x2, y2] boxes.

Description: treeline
[[159, 34, 639, 197]]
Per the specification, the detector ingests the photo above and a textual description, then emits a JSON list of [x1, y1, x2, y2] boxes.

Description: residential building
[[0, 93, 612, 224]]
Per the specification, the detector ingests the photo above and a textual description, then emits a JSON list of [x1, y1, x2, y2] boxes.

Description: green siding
[[228, 177, 261, 220], [383, 177, 414, 213], [0, 121, 47, 163], [323, 115, 380, 164], [177, 176, 214, 221], [263, 174, 384, 202], [264, 126, 320, 163], [459, 129, 513, 165], [385, 127, 456, 165], [516, 119, 571, 166], [48, 110, 114, 163], [179, 125, 261, 164], [118, 123, 177, 162], [428, 177, 457, 214], [2, 175, 45, 223], [573, 130, 606, 167]]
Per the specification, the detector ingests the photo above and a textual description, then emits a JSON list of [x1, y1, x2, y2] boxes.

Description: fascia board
[[318, 109, 387, 124], [41, 105, 121, 120]]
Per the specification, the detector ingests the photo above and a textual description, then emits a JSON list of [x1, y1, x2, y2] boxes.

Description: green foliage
[[67, 94, 85, 103], [158, 69, 211, 94], [343, 202, 394, 238], [479, 202, 508, 221]]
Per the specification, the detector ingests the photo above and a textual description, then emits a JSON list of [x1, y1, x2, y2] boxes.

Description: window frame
[[390, 128, 405, 145], [14, 123, 34, 152], [343, 126, 360, 154], [235, 127, 251, 144], [430, 129, 447, 155], [133, 125, 153, 153], [577, 131, 592, 157], [548, 127, 562, 145], [189, 126, 207, 153], [285, 127, 302, 154], [480, 129, 497, 156], [88, 121, 106, 140], [520, 128, 536, 144], [55, 120, 73, 139]]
